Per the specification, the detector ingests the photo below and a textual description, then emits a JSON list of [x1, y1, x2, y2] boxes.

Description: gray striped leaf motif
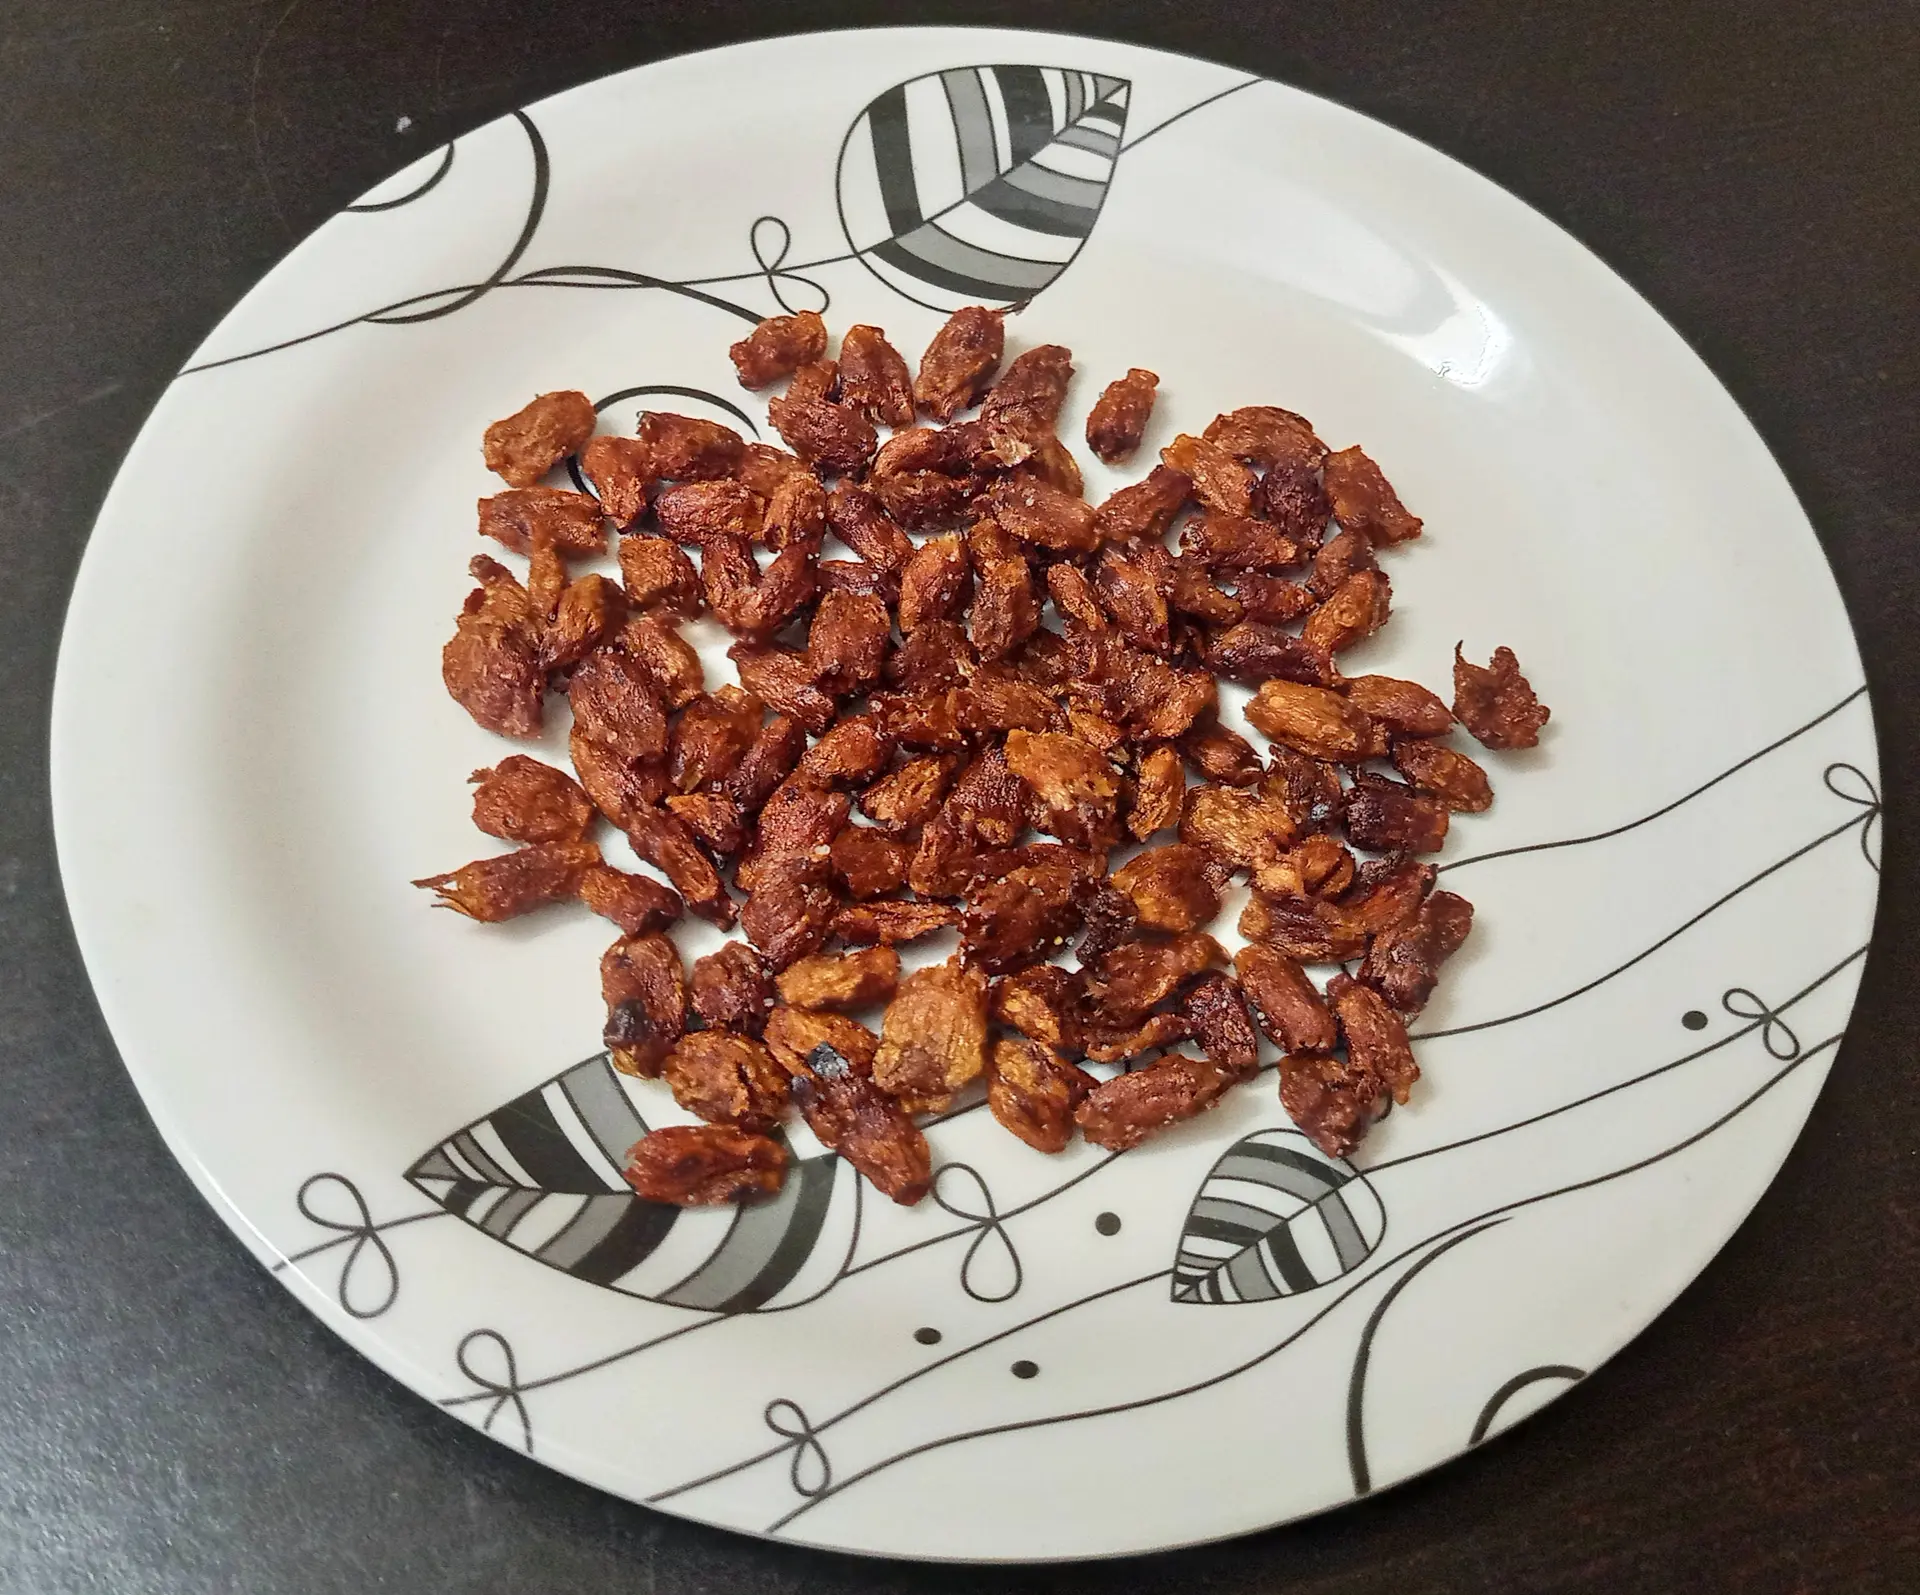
[[405, 1053, 860, 1314], [835, 64, 1131, 311], [1171, 1128, 1387, 1305]]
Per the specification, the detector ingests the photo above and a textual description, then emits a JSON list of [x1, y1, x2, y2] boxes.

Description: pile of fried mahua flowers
[[418, 305, 1551, 1206]]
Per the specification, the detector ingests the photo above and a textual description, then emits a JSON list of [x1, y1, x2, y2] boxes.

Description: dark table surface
[[5, 2, 1916, 1590]]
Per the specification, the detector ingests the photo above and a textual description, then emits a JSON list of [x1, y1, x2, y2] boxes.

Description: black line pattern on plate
[[456, 1329, 534, 1453], [1346, 1220, 1509, 1494], [929, 1164, 1024, 1303], [343, 142, 455, 212], [1413, 769, 1877, 1042], [1823, 761, 1882, 871], [1441, 686, 1868, 873], [755, 1030, 1844, 1532], [180, 65, 1276, 377], [1468, 1365, 1586, 1446], [764, 1399, 833, 1497], [268, 1173, 450, 1320]]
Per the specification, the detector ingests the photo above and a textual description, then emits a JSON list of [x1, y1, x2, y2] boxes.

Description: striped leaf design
[[1172, 1129, 1387, 1304], [405, 1054, 859, 1314], [836, 64, 1130, 310]]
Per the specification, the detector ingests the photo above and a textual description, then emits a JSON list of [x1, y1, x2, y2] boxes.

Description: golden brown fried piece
[[1076, 1056, 1234, 1151], [959, 847, 1093, 973], [989, 1037, 1095, 1153], [993, 963, 1085, 1051], [1202, 405, 1326, 472], [897, 534, 972, 632], [541, 574, 626, 674], [1345, 674, 1454, 737], [1452, 644, 1550, 749], [413, 838, 599, 921], [717, 713, 806, 810], [625, 805, 736, 927], [690, 942, 773, 1037], [1391, 736, 1494, 812], [1005, 729, 1122, 852], [1200, 622, 1333, 688], [1181, 512, 1303, 574], [739, 856, 836, 970], [1302, 571, 1391, 656], [829, 898, 958, 946], [789, 1048, 931, 1205], [1080, 1011, 1192, 1065], [734, 442, 810, 497], [989, 474, 1100, 553], [729, 644, 836, 735], [655, 480, 766, 547], [1162, 433, 1254, 516], [859, 753, 959, 834], [624, 1124, 786, 1205], [443, 556, 545, 737], [483, 390, 596, 487], [824, 481, 913, 572], [1183, 972, 1261, 1080], [1095, 464, 1190, 544], [669, 685, 764, 793], [663, 1029, 790, 1131], [770, 380, 879, 475], [729, 310, 828, 389], [633, 411, 744, 481], [1086, 368, 1159, 463], [1083, 931, 1225, 1023], [828, 826, 911, 899], [1234, 945, 1337, 1054], [1179, 781, 1300, 871], [601, 932, 686, 1077], [805, 589, 891, 699], [1277, 1054, 1384, 1160], [1178, 718, 1263, 787], [914, 305, 1006, 419], [1245, 679, 1376, 761], [1248, 833, 1355, 901], [1128, 744, 1187, 840], [477, 487, 607, 557], [797, 717, 895, 788], [1254, 459, 1334, 544], [580, 435, 652, 528], [1343, 772, 1450, 854], [982, 344, 1074, 437], [617, 611, 703, 711], [839, 323, 915, 426], [1323, 445, 1422, 545], [617, 536, 701, 616], [469, 756, 594, 844], [1093, 545, 1172, 654], [1357, 889, 1473, 1015], [1112, 844, 1222, 933], [761, 472, 827, 552], [763, 1005, 878, 1076], [1328, 972, 1418, 1104], [577, 864, 683, 936], [569, 647, 668, 764], [666, 792, 747, 857], [775, 946, 901, 1013], [873, 956, 991, 1111]]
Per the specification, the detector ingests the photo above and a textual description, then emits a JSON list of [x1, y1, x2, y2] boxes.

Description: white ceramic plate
[[52, 27, 1879, 1562]]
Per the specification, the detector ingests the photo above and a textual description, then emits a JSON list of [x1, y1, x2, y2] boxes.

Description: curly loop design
[[273, 1172, 448, 1320], [749, 216, 830, 316], [932, 1163, 1023, 1304], [1823, 761, 1881, 872], [764, 1398, 832, 1497], [1721, 987, 1802, 1060], [456, 1330, 534, 1454]]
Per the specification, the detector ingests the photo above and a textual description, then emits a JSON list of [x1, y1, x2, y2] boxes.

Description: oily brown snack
[[789, 1045, 931, 1205], [1453, 644, 1551, 749], [483, 391, 596, 487], [601, 932, 686, 1077], [1086, 368, 1159, 463], [427, 311, 1557, 1184], [413, 838, 599, 921], [624, 1124, 787, 1205], [469, 756, 594, 844], [838, 324, 916, 426], [988, 1037, 1096, 1153], [478, 487, 608, 558], [730, 310, 829, 389], [913, 305, 1005, 419], [873, 957, 991, 1111], [775, 946, 901, 1012], [663, 1029, 790, 1131], [690, 942, 774, 1037], [577, 864, 684, 936]]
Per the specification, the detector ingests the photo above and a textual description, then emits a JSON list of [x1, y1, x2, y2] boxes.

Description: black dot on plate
[[1682, 1010, 1709, 1031], [1011, 1360, 1039, 1380], [914, 1327, 942, 1346], [1095, 1212, 1122, 1236]]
